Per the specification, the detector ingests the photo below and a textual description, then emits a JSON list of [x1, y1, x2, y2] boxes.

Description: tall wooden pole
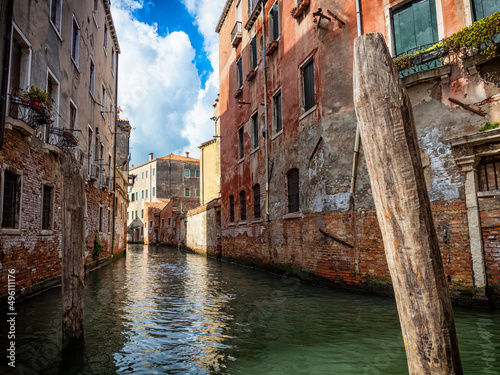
[[353, 33, 463, 374], [61, 150, 85, 350]]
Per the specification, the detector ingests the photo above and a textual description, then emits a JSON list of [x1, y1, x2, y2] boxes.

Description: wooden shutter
[[473, 0, 500, 21], [303, 60, 315, 111]]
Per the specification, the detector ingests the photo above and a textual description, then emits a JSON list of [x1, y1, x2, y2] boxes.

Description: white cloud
[[111, 0, 225, 166]]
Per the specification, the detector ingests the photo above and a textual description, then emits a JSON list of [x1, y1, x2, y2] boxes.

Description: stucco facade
[[216, 0, 500, 305]]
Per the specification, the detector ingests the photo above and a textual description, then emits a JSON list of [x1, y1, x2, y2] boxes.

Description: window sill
[[283, 212, 302, 220], [5, 116, 34, 138], [50, 21, 63, 42], [299, 104, 317, 121], [250, 146, 260, 155], [478, 190, 500, 198], [0, 228, 22, 235], [41, 230, 53, 236], [272, 129, 283, 140], [238, 157, 245, 164], [228, 222, 236, 227], [238, 220, 247, 225], [44, 143, 61, 155], [252, 218, 263, 223]]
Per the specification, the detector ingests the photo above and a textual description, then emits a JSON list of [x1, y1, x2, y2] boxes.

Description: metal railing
[[231, 21, 242, 46], [8, 94, 53, 131]]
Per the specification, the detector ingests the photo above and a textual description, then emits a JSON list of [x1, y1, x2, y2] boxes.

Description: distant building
[[199, 96, 221, 205], [127, 153, 200, 241]]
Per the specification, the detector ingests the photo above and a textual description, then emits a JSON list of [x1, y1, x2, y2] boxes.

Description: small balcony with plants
[[7, 86, 54, 136], [291, 0, 310, 19], [393, 12, 500, 82]]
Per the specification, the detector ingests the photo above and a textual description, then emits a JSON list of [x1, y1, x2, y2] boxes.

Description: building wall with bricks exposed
[[216, 0, 500, 305], [0, 0, 128, 300]]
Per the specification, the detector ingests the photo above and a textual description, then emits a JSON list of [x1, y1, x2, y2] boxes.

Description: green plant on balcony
[[479, 121, 499, 132], [24, 86, 53, 111], [394, 11, 500, 71]]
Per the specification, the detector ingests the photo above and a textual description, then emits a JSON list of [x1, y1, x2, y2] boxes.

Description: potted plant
[[24, 86, 52, 112]]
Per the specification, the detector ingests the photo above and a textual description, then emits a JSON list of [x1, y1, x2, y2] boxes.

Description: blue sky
[[110, 0, 225, 167]]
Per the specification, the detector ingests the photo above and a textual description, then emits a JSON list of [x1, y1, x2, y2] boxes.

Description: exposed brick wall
[[479, 196, 500, 304]]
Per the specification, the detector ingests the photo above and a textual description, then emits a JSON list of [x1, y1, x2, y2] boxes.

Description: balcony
[[231, 21, 242, 47], [47, 127, 79, 148], [89, 163, 100, 181], [393, 12, 500, 80], [8, 94, 53, 134], [291, 0, 310, 19]]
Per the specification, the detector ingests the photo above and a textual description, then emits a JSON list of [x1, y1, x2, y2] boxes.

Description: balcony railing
[[47, 127, 79, 148], [8, 94, 53, 131], [394, 12, 500, 79], [231, 21, 242, 47]]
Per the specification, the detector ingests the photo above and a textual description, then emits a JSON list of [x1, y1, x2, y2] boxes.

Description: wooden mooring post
[[61, 150, 86, 350], [353, 33, 463, 374]]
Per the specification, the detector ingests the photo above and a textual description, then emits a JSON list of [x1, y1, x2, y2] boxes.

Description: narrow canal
[[2, 244, 500, 374]]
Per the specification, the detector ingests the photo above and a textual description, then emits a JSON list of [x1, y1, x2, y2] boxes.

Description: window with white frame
[[301, 59, 315, 112], [46, 69, 59, 139], [69, 100, 77, 130], [269, 1, 280, 41], [50, 0, 62, 35], [8, 25, 31, 95], [71, 16, 80, 67]]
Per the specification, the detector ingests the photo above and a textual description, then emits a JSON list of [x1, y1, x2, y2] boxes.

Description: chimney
[[185, 151, 190, 158], [149, 152, 154, 161]]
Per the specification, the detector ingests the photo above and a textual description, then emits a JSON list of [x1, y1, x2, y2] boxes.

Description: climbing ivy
[[394, 12, 500, 71], [479, 121, 499, 131], [93, 236, 104, 259]]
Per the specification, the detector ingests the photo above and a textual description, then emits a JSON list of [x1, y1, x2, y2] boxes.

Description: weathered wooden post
[[61, 150, 86, 350], [353, 33, 463, 374]]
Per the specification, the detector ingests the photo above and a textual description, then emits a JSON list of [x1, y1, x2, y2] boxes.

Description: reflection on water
[[1, 244, 499, 374]]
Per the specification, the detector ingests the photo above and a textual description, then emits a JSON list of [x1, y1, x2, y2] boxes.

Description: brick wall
[[479, 196, 500, 304]]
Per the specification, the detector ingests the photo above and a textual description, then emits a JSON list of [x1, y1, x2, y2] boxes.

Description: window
[[472, 0, 499, 21], [195, 170, 200, 178], [111, 49, 115, 74], [142, 172, 144, 179], [102, 86, 106, 115], [302, 59, 315, 112], [71, 17, 80, 66], [8, 26, 31, 97], [47, 69, 60, 134], [89, 58, 95, 96], [250, 36, 258, 70], [108, 155, 112, 191], [42, 185, 53, 230], [104, 24, 108, 53], [108, 209, 111, 232], [392, 0, 438, 56], [93, 0, 98, 23], [229, 195, 235, 222], [269, 1, 280, 41], [131, 193, 135, 202], [287, 169, 300, 213], [145, 170, 148, 179], [168, 217, 172, 226], [127, 211, 129, 221], [478, 155, 500, 191], [274, 90, 282, 133], [69, 101, 77, 130], [153, 187, 156, 197], [240, 190, 246, 221], [237, 58, 243, 89], [145, 189, 148, 199], [153, 168, 156, 176], [239, 127, 245, 159], [135, 192, 138, 201], [50, 0, 62, 35], [251, 112, 259, 149], [185, 169, 190, 178], [236, 0, 242, 22], [196, 189, 200, 197], [141, 209, 144, 219], [185, 188, 190, 197], [109, 101, 113, 129], [150, 220, 153, 227], [253, 184, 261, 219], [135, 210, 138, 219], [2, 170, 22, 229], [141, 190, 144, 199], [99, 207, 103, 231], [88, 126, 94, 175]]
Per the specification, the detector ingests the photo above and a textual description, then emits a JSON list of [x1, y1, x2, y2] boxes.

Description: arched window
[[240, 190, 247, 221], [287, 169, 300, 213]]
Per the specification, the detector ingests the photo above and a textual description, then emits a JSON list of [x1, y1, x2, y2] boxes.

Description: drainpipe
[[349, 0, 363, 200], [112, 51, 119, 254], [0, 0, 14, 151], [262, 0, 270, 217]]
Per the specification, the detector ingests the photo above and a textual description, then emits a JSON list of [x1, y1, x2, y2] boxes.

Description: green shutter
[[392, 0, 439, 55], [473, 0, 500, 21]]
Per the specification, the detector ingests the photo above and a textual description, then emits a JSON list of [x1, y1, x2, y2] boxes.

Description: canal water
[[1, 244, 499, 374]]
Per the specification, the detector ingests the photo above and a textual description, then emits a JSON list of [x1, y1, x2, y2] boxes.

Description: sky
[[110, 0, 226, 167]]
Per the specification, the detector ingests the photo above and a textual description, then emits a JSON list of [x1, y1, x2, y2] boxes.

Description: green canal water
[[1, 244, 500, 374]]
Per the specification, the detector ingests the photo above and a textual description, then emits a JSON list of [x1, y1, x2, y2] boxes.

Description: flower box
[[246, 69, 257, 82], [266, 40, 279, 56], [291, 0, 310, 19]]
